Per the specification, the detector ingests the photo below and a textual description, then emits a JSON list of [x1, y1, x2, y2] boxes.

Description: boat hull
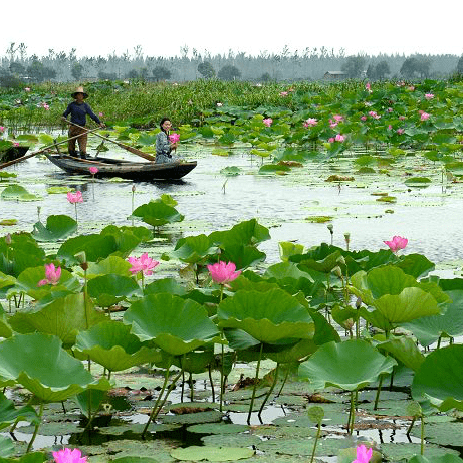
[[45, 154, 197, 181]]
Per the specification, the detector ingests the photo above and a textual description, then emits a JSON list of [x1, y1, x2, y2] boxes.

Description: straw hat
[[71, 86, 88, 99]]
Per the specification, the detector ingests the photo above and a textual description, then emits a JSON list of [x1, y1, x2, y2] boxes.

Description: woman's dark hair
[[160, 118, 171, 133]]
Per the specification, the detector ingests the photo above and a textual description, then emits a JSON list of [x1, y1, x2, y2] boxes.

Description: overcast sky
[[3, 0, 461, 59]]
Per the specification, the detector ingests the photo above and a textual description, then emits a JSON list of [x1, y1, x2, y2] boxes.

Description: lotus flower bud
[[332, 265, 342, 278], [5, 233, 11, 245]]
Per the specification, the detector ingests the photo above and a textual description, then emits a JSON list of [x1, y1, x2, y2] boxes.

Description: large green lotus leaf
[[144, 277, 187, 296], [373, 286, 441, 324], [74, 320, 161, 372], [0, 391, 39, 431], [157, 346, 215, 374], [124, 293, 221, 356], [0, 232, 45, 277], [15, 265, 80, 301], [412, 344, 463, 411], [395, 253, 435, 279], [288, 242, 342, 273], [217, 244, 266, 270], [57, 233, 119, 266], [172, 234, 219, 263], [170, 446, 254, 461], [351, 265, 449, 306], [31, 215, 77, 242], [0, 435, 14, 458], [84, 255, 132, 278], [403, 289, 463, 346], [0, 271, 15, 289], [100, 224, 148, 255], [131, 200, 184, 227], [8, 292, 108, 347], [208, 218, 270, 248], [377, 335, 425, 371], [1, 184, 41, 201], [0, 333, 110, 402], [87, 274, 141, 307], [298, 339, 397, 391], [217, 288, 313, 343]]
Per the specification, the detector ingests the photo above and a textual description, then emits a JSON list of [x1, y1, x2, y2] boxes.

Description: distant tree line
[[1, 42, 463, 87]]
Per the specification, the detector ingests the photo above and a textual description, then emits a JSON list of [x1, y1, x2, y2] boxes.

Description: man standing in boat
[[61, 86, 104, 159]]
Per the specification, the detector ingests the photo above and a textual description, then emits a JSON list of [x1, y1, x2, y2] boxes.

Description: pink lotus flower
[[328, 137, 334, 143], [128, 253, 160, 276], [169, 133, 180, 143], [384, 235, 408, 253], [397, 128, 405, 134], [0, 126, 4, 132], [388, 125, 393, 130], [333, 115, 343, 123], [89, 167, 98, 175], [420, 111, 430, 121], [329, 119, 338, 128], [53, 448, 87, 463], [365, 82, 371, 92], [334, 134, 344, 142], [425, 93, 434, 100], [67, 191, 83, 204], [263, 118, 273, 127], [207, 261, 241, 285], [98, 111, 104, 118], [303, 118, 318, 128], [13, 142, 19, 147], [353, 445, 373, 463], [24, 87, 31, 92], [360, 116, 367, 121], [279, 91, 288, 96], [399, 116, 406, 120], [369, 110, 381, 120], [388, 107, 393, 112], [42, 103, 50, 110], [38, 263, 61, 287]]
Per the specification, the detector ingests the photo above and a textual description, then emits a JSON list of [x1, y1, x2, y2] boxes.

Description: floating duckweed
[[305, 216, 333, 223]]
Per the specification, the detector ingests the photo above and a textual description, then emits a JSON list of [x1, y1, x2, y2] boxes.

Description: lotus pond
[[1, 79, 463, 463]]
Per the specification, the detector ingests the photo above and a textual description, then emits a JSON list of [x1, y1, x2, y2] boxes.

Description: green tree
[[71, 62, 84, 80], [341, 55, 366, 78], [457, 55, 463, 73], [9, 62, 26, 76], [375, 60, 390, 79], [152, 66, 172, 81], [217, 65, 241, 81], [26, 60, 57, 82], [197, 61, 215, 79]]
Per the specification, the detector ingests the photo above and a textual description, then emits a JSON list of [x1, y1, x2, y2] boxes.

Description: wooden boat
[[0, 146, 29, 163], [44, 154, 197, 181]]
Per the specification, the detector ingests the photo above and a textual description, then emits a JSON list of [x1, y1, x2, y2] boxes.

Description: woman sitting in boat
[[61, 86, 104, 159], [156, 118, 179, 164]]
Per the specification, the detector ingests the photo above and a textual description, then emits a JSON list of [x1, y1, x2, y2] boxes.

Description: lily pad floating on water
[[221, 166, 241, 176], [404, 177, 432, 187], [131, 200, 184, 228], [170, 445, 255, 461], [0, 219, 17, 226], [1, 185, 41, 201]]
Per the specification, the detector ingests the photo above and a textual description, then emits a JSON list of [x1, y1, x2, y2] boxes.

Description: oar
[[0, 127, 101, 170], [65, 121, 156, 162]]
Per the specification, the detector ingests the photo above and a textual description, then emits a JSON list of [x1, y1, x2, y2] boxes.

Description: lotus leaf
[[217, 288, 313, 343], [84, 255, 132, 278], [87, 274, 141, 306], [288, 243, 342, 273], [377, 335, 425, 371], [412, 344, 463, 411], [0, 333, 109, 402], [100, 224, 150, 253], [144, 277, 187, 296], [403, 289, 463, 346], [0, 232, 45, 277], [298, 339, 397, 391], [8, 292, 108, 347], [0, 435, 14, 458], [209, 218, 270, 248], [170, 446, 254, 461], [31, 214, 77, 241], [1, 184, 41, 201], [278, 241, 304, 261], [172, 234, 219, 263], [131, 200, 184, 227], [124, 293, 221, 356], [75, 321, 161, 372], [0, 391, 39, 431], [408, 455, 463, 463]]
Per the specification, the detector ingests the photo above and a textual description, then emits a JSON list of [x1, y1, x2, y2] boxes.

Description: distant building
[[323, 71, 347, 80]]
